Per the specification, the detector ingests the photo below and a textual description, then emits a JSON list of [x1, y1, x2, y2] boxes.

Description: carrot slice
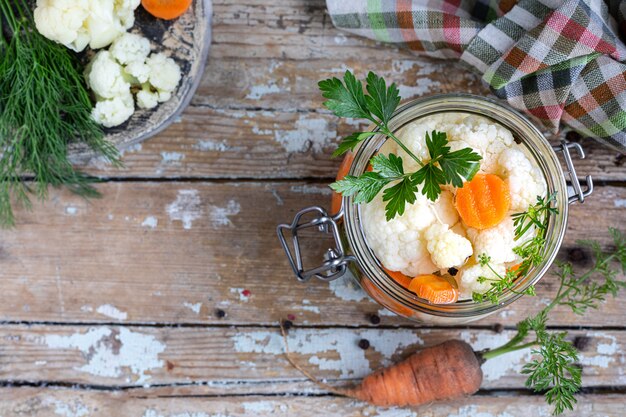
[[408, 274, 458, 304], [383, 268, 413, 289], [142, 0, 192, 20], [455, 173, 510, 230]]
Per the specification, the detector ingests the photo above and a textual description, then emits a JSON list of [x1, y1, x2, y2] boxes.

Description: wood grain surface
[[3, 0, 626, 415]]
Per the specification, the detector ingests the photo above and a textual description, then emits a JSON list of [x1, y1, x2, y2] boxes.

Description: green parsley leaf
[[370, 153, 404, 178], [364, 71, 400, 125], [381, 175, 419, 221], [414, 164, 446, 201], [425, 130, 450, 160], [332, 132, 376, 157], [439, 147, 482, 187], [319, 71, 371, 120], [320, 71, 482, 219], [330, 172, 391, 204]]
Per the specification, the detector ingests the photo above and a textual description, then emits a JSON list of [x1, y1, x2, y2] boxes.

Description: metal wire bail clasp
[[552, 140, 593, 204], [277, 206, 355, 283]]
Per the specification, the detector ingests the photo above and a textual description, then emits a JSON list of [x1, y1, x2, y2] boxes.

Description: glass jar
[[278, 94, 593, 324]]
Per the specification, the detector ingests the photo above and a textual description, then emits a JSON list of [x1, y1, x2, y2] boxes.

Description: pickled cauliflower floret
[[467, 217, 517, 264], [458, 263, 506, 299], [362, 191, 440, 277], [498, 147, 547, 211], [91, 93, 134, 128], [424, 224, 472, 269], [34, 0, 140, 52]]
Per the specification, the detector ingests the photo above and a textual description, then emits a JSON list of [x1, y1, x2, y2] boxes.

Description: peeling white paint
[[246, 82, 282, 99], [242, 401, 276, 414], [142, 411, 215, 417], [274, 116, 336, 153], [209, 200, 240, 228], [329, 275, 369, 302], [364, 407, 418, 417], [377, 308, 396, 317], [160, 152, 185, 163], [45, 398, 90, 417], [141, 216, 158, 229], [580, 332, 619, 368], [44, 327, 165, 384], [80, 305, 93, 313], [183, 302, 202, 314], [290, 185, 333, 195], [230, 287, 250, 302], [296, 305, 321, 314], [96, 304, 128, 321], [35, 360, 47, 366], [65, 206, 78, 215], [120, 142, 143, 155], [232, 329, 422, 378], [447, 405, 516, 417], [166, 190, 203, 230], [460, 331, 531, 381], [193, 140, 234, 152], [614, 199, 626, 208], [398, 78, 441, 99], [251, 125, 273, 135]]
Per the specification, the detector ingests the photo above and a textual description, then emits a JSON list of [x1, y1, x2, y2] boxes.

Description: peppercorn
[[358, 339, 370, 350], [448, 267, 458, 276], [369, 314, 381, 325], [215, 309, 226, 318], [282, 319, 293, 331]]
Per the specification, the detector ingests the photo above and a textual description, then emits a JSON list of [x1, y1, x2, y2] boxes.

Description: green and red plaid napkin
[[326, 0, 626, 152]]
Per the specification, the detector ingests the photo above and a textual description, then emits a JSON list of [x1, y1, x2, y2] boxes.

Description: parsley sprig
[[472, 193, 557, 303], [321, 71, 481, 220], [479, 228, 626, 415]]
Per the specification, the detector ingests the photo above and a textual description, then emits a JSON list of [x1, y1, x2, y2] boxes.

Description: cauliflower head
[[91, 92, 134, 128], [498, 147, 547, 211], [110, 33, 151, 65], [424, 223, 473, 269], [467, 217, 517, 265], [85, 51, 130, 100], [146, 53, 182, 93], [458, 263, 506, 299], [362, 190, 439, 276], [34, 0, 140, 51]]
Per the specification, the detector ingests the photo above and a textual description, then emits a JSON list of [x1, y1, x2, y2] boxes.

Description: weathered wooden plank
[[76, 62, 625, 181], [65, 0, 623, 180], [1, 388, 623, 417], [0, 182, 623, 327], [0, 325, 623, 390]]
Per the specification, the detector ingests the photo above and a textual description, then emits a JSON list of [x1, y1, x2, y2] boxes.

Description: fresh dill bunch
[[0, 0, 120, 226]]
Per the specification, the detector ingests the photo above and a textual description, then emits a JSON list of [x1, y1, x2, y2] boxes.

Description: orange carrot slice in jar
[[383, 268, 413, 289], [408, 274, 458, 304], [330, 153, 373, 215], [455, 173, 510, 230], [142, 0, 192, 20]]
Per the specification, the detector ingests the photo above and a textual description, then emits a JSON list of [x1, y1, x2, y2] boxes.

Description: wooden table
[[1, 1, 625, 416]]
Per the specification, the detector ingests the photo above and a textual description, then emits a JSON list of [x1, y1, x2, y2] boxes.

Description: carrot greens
[[480, 228, 626, 414]]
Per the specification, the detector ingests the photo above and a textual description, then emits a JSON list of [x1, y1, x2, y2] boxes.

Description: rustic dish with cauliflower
[[34, 0, 187, 128]]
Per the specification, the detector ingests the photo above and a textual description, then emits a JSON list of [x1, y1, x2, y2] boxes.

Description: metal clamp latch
[[277, 206, 355, 282], [552, 140, 593, 204]]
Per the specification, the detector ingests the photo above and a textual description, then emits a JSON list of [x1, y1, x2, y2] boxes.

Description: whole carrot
[[345, 340, 482, 406]]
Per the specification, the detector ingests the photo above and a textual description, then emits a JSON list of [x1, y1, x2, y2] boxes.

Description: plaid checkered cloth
[[327, 0, 626, 152]]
